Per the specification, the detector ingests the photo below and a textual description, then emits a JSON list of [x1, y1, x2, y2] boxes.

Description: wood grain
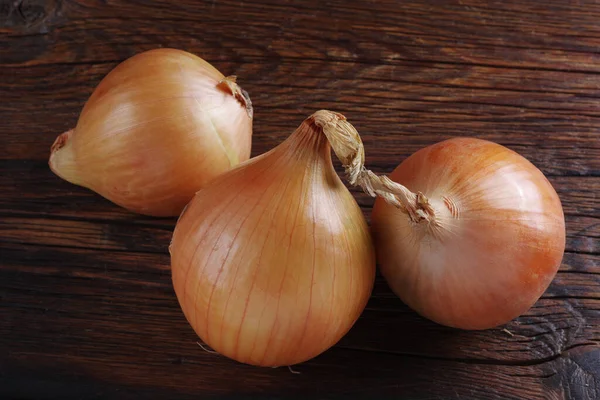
[[1, 0, 599, 399]]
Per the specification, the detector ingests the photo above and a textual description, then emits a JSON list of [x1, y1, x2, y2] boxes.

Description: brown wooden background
[[1, 0, 599, 399]]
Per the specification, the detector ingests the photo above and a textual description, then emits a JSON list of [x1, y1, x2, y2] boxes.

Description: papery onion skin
[[49, 48, 252, 217], [170, 113, 375, 367], [371, 138, 565, 330]]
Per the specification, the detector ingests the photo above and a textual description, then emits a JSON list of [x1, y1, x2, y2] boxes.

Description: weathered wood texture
[[1, 0, 599, 399]]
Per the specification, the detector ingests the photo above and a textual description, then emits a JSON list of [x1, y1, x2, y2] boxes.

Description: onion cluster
[[50, 48, 566, 367]]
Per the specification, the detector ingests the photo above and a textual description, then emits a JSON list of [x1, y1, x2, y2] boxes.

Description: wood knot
[[0, 0, 61, 33]]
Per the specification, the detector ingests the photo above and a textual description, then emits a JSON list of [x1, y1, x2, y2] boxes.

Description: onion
[[49, 48, 253, 217], [170, 111, 385, 366], [370, 137, 566, 330]]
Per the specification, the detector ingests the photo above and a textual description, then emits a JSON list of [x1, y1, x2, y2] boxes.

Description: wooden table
[[2, 1, 599, 398]]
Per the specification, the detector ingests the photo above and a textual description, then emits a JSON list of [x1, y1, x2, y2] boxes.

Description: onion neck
[[308, 110, 435, 224], [49, 129, 85, 187], [217, 76, 253, 119]]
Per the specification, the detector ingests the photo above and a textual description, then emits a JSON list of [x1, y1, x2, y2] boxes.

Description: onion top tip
[[218, 75, 253, 119]]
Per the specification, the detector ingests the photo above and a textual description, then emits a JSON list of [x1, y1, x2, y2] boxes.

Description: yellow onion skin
[[372, 138, 565, 330], [170, 117, 375, 367], [49, 48, 252, 217]]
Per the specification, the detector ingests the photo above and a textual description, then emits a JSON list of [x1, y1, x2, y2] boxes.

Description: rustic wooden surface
[[1, 0, 599, 399]]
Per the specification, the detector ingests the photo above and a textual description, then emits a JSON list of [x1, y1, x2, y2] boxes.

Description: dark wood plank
[[2, 161, 599, 251], [3, 60, 600, 178], [4, 0, 600, 73], [2, 0, 600, 398], [2, 241, 599, 399], [1, 208, 598, 257]]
